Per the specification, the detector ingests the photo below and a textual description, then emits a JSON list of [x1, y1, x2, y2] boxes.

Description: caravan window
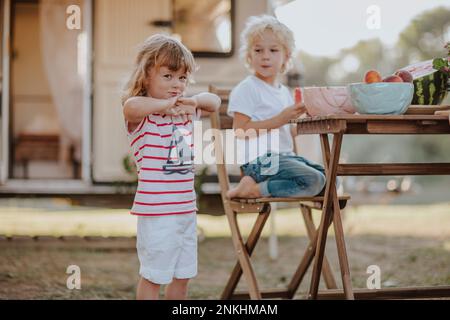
[[173, 0, 234, 57]]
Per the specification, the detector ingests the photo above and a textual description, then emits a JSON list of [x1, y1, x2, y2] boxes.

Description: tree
[[295, 51, 337, 86], [397, 6, 450, 67]]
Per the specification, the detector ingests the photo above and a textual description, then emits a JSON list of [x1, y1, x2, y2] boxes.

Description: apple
[[364, 70, 382, 83], [382, 75, 403, 82], [394, 70, 413, 83]]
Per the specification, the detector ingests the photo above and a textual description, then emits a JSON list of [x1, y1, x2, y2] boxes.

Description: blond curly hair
[[240, 15, 296, 74]]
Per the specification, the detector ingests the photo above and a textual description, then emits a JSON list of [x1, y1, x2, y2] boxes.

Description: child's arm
[[233, 103, 306, 138], [193, 92, 221, 113], [176, 93, 221, 116], [123, 96, 177, 123]]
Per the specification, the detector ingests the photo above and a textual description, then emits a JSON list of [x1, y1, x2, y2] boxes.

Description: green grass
[[2, 235, 450, 299], [2, 201, 450, 237], [2, 200, 450, 299]]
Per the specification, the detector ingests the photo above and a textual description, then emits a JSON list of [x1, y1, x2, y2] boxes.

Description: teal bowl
[[347, 82, 414, 115]]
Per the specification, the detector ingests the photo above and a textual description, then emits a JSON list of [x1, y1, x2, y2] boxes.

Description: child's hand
[[166, 97, 198, 121], [163, 96, 199, 120], [176, 97, 198, 115], [161, 97, 183, 116], [162, 97, 179, 115], [279, 103, 307, 124]]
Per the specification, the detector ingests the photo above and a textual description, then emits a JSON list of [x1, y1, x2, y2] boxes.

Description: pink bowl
[[303, 87, 356, 116]]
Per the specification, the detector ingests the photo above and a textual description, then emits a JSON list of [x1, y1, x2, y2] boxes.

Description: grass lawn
[[1, 198, 450, 299]]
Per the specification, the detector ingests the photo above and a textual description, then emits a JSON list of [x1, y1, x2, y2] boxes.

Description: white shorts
[[136, 213, 198, 285]]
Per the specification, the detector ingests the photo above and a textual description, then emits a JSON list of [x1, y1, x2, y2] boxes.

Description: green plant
[[432, 42, 450, 75], [194, 166, 209, 199], [122, 154, 137, 182]]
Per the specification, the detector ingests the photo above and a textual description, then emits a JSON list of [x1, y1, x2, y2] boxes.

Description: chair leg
[[286, 237, 315, 298], [286, 205, 333, 299], [300, 205, 337, 290], [309, 133, 343, 299], [221, 204, 271, 300]]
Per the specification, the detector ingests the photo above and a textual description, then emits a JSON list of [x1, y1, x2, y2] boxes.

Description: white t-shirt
[[228, 75, 295, 164]]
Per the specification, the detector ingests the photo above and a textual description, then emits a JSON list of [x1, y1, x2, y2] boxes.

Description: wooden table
[[291, 114, 450, 300]]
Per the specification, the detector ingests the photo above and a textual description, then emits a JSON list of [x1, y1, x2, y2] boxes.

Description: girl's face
[[146, 66, 188, 99], [249, 30, 287, 85]]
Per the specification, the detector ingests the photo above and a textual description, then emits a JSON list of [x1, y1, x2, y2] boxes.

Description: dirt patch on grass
[[1, 235, 450, 300]]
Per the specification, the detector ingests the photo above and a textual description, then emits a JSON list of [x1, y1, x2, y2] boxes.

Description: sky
[[275, 0, 450, 57]]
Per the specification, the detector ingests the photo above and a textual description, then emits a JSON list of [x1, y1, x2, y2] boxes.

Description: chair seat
[[230, 194, 351, 210], [231, 194, 350, 204]]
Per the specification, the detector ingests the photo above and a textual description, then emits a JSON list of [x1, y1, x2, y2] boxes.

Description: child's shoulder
[[238, 75, 259, 87], [231, 76, 258, 95]]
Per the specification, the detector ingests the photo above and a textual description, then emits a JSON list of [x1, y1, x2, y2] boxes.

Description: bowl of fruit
[[302, 86, 356, 116], [347, 70, 414, 115]]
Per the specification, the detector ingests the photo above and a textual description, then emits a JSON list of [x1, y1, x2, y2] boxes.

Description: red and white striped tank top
[[126, 113, 198, 216]]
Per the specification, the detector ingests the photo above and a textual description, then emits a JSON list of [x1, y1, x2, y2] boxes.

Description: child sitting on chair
[[226, 15, 326, 199]]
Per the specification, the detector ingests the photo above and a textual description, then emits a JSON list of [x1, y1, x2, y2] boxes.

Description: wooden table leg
[[309, 133, 355, 299], [300, 205, 337, 289], [332, 194, 354, 299], [321, 134, 354, 299], [308, 133, 340, 298]]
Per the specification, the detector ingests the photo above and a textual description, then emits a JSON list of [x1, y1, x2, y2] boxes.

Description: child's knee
[[141, 277, 161, 288], [172, 278, 190, 287], [312, 173, 326, 196]]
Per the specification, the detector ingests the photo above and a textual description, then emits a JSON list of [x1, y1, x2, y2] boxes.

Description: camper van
[[0, 0, 285, 194]]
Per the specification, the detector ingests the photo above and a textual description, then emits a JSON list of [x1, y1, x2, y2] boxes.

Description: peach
[[394, 70, 413, 83], [364, 70, 382, 84], [382, 75, 403, 83]]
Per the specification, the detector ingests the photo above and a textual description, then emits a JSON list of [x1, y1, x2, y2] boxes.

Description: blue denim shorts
[[241, 152, 327, 198]]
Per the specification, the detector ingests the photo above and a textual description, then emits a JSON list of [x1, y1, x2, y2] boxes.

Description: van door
[[1, 0, 10, 184], [93, 0, 172, 182]]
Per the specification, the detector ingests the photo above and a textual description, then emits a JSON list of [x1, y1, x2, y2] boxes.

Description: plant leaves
[[433, 58, 449, 71]]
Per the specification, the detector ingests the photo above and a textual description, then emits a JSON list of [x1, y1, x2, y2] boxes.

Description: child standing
[[227, 15, 326, 199], [122, 34, 220, 300]]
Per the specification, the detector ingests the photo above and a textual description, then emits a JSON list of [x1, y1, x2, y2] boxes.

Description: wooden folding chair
[[208, 85, 350, 300]]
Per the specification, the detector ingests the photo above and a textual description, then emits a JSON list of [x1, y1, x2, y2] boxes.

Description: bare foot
[[226, 176, 262, 199]]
